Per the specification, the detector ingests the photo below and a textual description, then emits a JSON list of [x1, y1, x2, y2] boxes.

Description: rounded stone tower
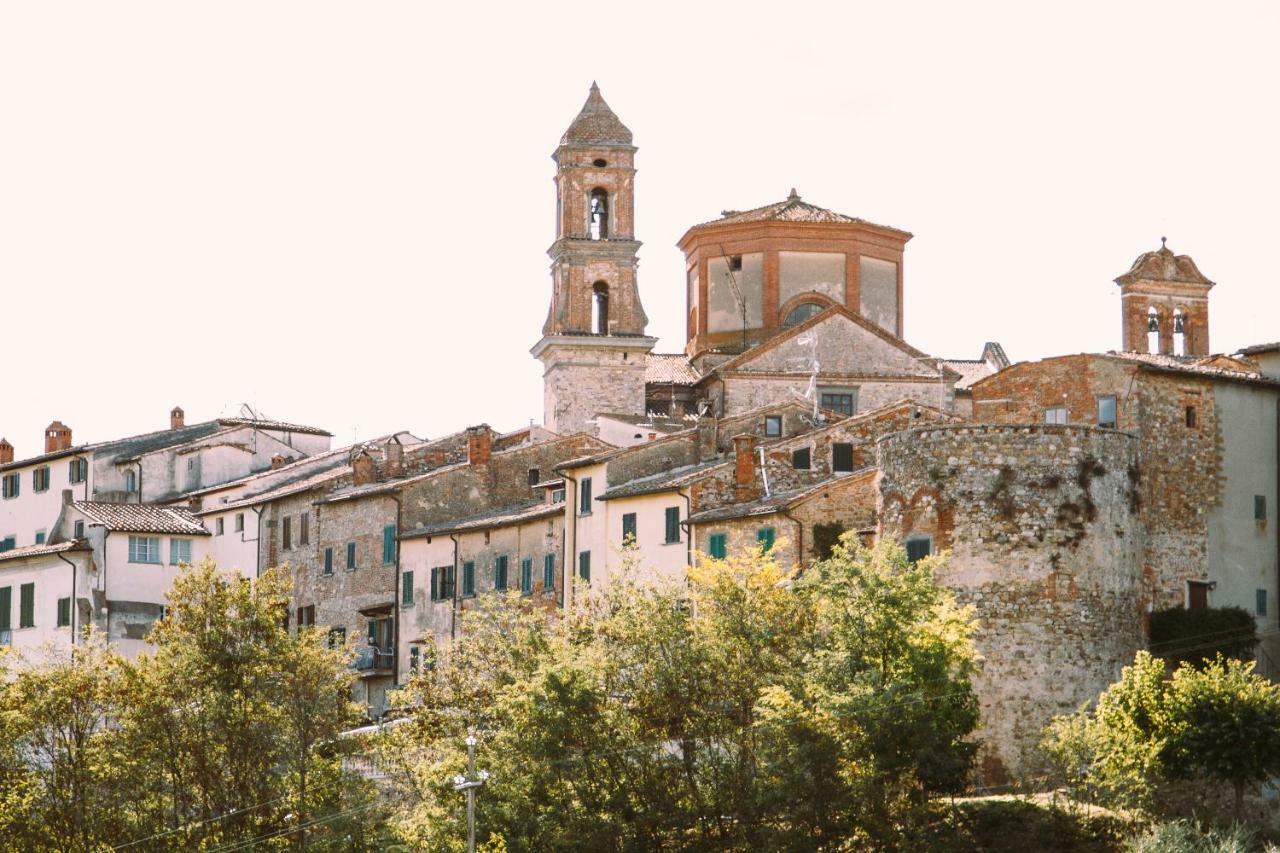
[[877, 423, 1144, 782]]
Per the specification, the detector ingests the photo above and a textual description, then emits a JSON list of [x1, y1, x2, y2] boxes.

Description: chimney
[[270, 453, 287, 470], [45, 421, 72, 454], [352, 450, 377, 485], [696, 416, 718, 462], [467, 424, 493, 467], [0, 438, 12, 465], [385, 439, 404, 477], [62, 488, 73, 505], [170, 406, 185, 430], [430, 449, 447, 468], [187, 495, 202, 512], [733, 434, 759, 502]]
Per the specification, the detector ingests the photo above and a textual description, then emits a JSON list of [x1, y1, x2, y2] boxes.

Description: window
[[402, 570, 414, 606], [1187, 580, 1211, 610], [328, 626, 346, 649], [495, 556, 509, 591], [551, 488, 566, 504], [463, 561, 476, 597], [282, 516, 292, 550], [128, 536, 161, 564], [299, 512, 310, 546], [35, 531, 45, 545], [367, 618, 392, 652], [756, 527, 775, 553], [906, 536, 932, 563], [383, 525, 397, 565], [528, 468, 540, 487], [1256, 495, 1267, 521], [19, 583, 34, 629], [708, 532, 727, 560], [592, 282, 610, 334], [1097, 396, 1117, 429], [820, 392, 855, 417], [431, 566, 456, 601], [765, 415, 782, 437], [170, 538, 192, 565], [215, 518, 224, 536], [124, 470, 136, 493], [73, 520, 84, 539], [664, 507, 680, 544], [588, 187, 609, 240], [578, 550, 591, 583], [622, 512, 637, 545], [0, 587, 9, 633], [521, 558, 533, 595], [32, 466, 50, 493], [69, 458, 87, 484], [57, 597, 71, 627], [1, 473, 18, 499], [409, 645, 420, 672], [783, 302, 824, 327], [235, 513, 244, 533], [323, 547, 334, 575], [298, 605, 316, 628], [543, 554, 555, 594], [579, 477, 593, 515], [728, 254, 743, 272], [1186, 406, 1198, 428], [1044, 406, 1068, 425], [1258, 589, 1268, 618], [346, 542, 357, 570], [792, 448, 811, 470], [832, 443, 854, 473], [0, 536, 13, 553]]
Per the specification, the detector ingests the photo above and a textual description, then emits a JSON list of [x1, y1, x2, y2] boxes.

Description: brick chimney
[[0, 438, 12, 465], [467, 425, 493, 467], [170, 406, 185, 430], [733, 434, 759, 502], [697, 416, 718, 462], [428, 449, 447, 468], [270, 453, 287, 470], [352, 450, 377, 485], [384, 439, 404, 478], [45, 421, 72, 453]]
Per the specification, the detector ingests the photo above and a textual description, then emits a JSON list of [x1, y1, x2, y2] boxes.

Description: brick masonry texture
[[878, 424, 1143, 782]]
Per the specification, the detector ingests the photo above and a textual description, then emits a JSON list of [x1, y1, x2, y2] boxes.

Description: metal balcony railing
[[352, 645, 394, 672]]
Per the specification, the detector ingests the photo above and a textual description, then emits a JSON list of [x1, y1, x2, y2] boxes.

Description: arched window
[[1147, 307, 1160, 353], [783, 301, 824, 327], [1172, 308, 1187, 356], [592, 282, 610, 335], [589, 188, 608, 240]]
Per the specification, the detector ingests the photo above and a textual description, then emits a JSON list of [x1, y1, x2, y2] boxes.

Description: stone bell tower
[[531, 83, 656, 435], [1115, 239, 1214, 357]]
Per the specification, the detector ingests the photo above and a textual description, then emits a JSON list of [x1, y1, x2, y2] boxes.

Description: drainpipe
[[251, 506, 265, 578], [133, 461, 143, 503], [56, 549, 78, 646], [560, 470, 578, 610], [449, 533, 461, 641], [388, 493, 402, 687], [780, 506, 804, 576], [679, 488, 693, 571]]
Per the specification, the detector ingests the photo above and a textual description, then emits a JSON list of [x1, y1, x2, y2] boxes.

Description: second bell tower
[[532, 83, 656, 435]]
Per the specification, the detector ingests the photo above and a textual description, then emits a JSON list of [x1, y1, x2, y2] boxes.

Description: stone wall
[[878, 423, 1143, 782]]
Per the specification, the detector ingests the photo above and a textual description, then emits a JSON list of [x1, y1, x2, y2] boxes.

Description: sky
[[1, 1, 1277, 459]]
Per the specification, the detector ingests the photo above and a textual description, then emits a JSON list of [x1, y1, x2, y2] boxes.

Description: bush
[[1124, 819, 1263, 853], [1148, 607, 1257, 670]]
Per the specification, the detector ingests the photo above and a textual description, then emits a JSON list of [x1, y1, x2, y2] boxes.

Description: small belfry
[[532, 83, 656, 435], [1115, 238, 1214, 357]]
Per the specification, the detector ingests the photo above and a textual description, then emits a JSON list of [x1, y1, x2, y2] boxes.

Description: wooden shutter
[[756, 527, 775, 553], [324, 547, 333, 574], [402, 570, 414, 605], [0, 586, 10, 631], [430, 567, 439, 601], [19, 583, 34, 628], [665, 507, 680, 543]]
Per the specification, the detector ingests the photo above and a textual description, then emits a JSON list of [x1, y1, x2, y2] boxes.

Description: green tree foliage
[[385, 537, 980, 850], [0, 560, 381, 852], [1045, 651, 1280, 823]]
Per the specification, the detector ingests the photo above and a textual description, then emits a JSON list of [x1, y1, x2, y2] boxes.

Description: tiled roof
[[686, 470, 877, 525], [94, 422, 233, 461], [596, 412, 692, 433], [597, 459, 728, 501], [0, 443, 90, 474], [560, 83, 632, 147], [215, 418, 333, 437], [0, 539, 92, 565], [940, 359, 998, 391], [689, 189, 908, 235], [401, 501, 564, 540], [645, 353, 700, 386], [74, 502, 210, 535], [1114, 242, 1214, 287], [1240, 342, 1280, 356], [1105, 351, 1280, 386]]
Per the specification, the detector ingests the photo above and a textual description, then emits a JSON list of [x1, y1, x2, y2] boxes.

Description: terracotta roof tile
[[0, 539, 92, 564], [689, 188, 908, 235], [75, 501, 210, 535], [645, 353, 700, 386], [560, 83, 632, 147]]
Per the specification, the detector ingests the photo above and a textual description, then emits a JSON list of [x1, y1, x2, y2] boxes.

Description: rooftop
[[74, 501, 210, 535], [560, 82, 632, 147], [401, 501, 564, 540], [0, 539, 92, 565], [1114, 240, 1215, 288], [687, 189, 910, 236], [645, 353, 701, 386]]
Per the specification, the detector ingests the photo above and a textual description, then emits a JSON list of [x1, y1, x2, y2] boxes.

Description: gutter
[[779, 505, 805, 575], [679, 487, 692, 572], [251, 506, 265, 578], [560, 470, 578, 610], [449, 534, 460, 642], [55, 548, 78, 646], [388, 493, 402, 687]]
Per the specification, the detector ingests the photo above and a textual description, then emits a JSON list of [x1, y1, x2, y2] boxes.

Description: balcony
[[352, 645, 394, 676]]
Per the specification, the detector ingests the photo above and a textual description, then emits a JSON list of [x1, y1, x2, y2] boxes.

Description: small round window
[[593, 158, 607, 167], [783, 302, 825, 327]]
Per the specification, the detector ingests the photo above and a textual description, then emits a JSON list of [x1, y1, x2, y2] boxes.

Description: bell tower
[[1114, 239, 1214, 357], [531, 84, 656, 435]]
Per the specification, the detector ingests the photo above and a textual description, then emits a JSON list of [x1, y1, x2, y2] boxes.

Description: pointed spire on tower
[[560, 82, 633, 146]]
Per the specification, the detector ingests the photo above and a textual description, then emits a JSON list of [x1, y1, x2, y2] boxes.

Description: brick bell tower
[[1114, 238, 1214, 357], [531, 83, 656, 435]]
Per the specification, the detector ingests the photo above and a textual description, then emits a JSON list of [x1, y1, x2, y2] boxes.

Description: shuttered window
[[708, 533, 727, 560], [0, 586, 11, 631], [57, 597, 71, 627], [1, 474, 18, 499], [578, 550, 591, 583], [282, 516, 292, 550], [346, 542, 357, 570], [579, 478, 593, 515], [463, 561, 476, 597], [69, 458, 87, 484], [402, 570, 414, 606], [756, 527, 775, 553], [19, 583, 34, 629], [32, 467, 50, 492], [299, 512, 310, 546], [792, 448, 811, 470], [665, 507, 680, 544], [383, 525, 397, 564], [832, 443, 854, 473], [543, 554, 555, 593], [622, 513, 637, 545], [495, 556, 508, 591], [323, 547, 333, 575], [521, 558, 533, 595]]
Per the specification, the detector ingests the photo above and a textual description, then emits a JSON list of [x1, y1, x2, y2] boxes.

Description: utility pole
[[452, 733, 489, 853]]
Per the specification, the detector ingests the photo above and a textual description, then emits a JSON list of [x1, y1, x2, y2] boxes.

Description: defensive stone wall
[[877, 423, 1143, 783]]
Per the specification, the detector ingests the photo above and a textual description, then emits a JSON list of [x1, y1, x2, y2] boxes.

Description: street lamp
[[452, 733, 489, 853]]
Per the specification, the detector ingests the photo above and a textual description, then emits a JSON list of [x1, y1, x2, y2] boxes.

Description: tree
[[384, 537, 980, 850]]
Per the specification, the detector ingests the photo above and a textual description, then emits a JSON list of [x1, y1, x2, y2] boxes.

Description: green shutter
[[57, 597, 71, 627], [402, 570, 414, 606], [347, 542, 356, 569], [463, 561, 475, 597], [324, 547, 333, 574], [578, 551, 591, 582], [430, 567, 439, 601], [383, 525, 396, 564], [0, 586, 10, 631], [19, 583, 34, 629], [756, 527, 775, 553], [543, 554, 555, 591], [709, 533, 727, 560], [622, 513, 636, 544], [665, 507, 680, 543]]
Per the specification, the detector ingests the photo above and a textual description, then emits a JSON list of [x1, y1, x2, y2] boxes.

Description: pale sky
[[2, 1, 1277, 459]]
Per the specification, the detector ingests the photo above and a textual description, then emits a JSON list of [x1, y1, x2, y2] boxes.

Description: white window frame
[[128, 535, 161, 564], [170, 538, 192, 565]]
